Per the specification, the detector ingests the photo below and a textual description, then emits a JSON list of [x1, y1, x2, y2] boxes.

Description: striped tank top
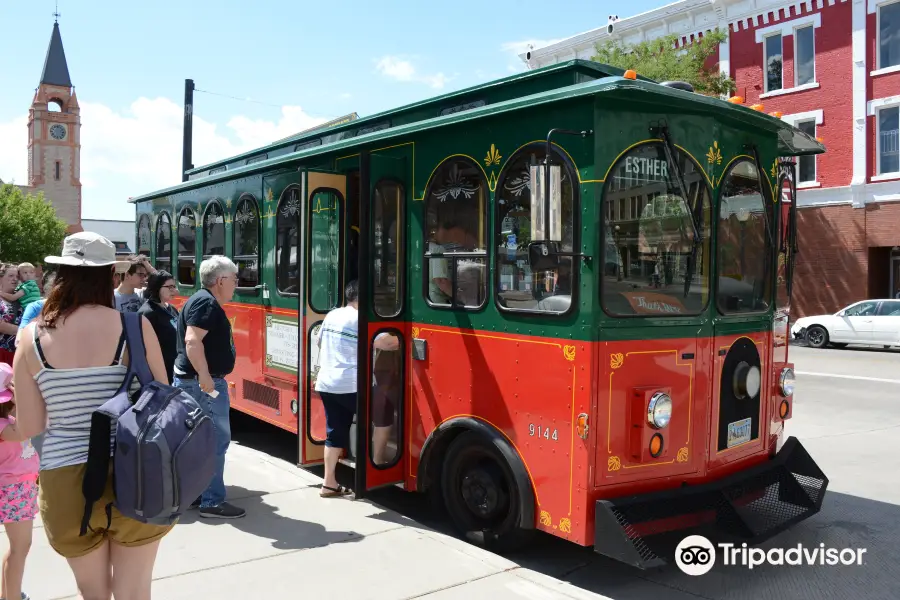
[[32, 324, 138, 471]]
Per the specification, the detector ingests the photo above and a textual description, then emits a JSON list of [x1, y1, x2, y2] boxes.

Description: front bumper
[[593, 436, 828, 569]]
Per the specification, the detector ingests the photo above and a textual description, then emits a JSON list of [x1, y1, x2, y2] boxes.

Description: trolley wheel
[[806, 325, 828, 349], [440, 431, 532, 552], [830, 343, 848, 349]]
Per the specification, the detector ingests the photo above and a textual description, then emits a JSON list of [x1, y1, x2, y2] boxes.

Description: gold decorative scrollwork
[[610, 353, 624, 370], [559, 518, 572, 534], [539, 510, 552, 526], [265, 315, 273, 328], [607, 455, 622, 471], [677, 447, 689, 463], [484, 144, 501, 167], [563, 345, 576, 361], [265, 187, 274, 203], [411, 327, 420, 338], [706, 141, 722, 165]]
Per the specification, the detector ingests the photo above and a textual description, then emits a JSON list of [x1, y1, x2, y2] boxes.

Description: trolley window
[[233, 194, 260, 289], [137, 215, 152, 256], [176, 207, 197, 286], [202, 201, 225, 258], [496, 145, 576, 313], [276, 186, 300, 296], [308, 189, 343, 312], [373, 180, 404, 317], [717, 159, 772, 314], [424, 158, 488, 309], [155, 212, 172, 273], [601, 143, 711, 316]]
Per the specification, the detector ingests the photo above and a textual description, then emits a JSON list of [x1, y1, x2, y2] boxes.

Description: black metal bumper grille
[[593, 437, 828, 569]]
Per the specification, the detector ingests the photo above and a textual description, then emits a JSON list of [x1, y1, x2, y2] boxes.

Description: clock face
[[49, 124, 66, 140]]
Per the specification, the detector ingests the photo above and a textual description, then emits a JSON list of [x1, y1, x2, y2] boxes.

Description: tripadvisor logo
[[674, 535, 867, 575]]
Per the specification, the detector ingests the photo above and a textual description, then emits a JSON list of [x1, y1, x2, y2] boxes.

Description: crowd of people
[[0, 229, 401, 599]]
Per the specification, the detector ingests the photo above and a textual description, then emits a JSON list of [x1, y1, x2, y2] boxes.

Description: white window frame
[[781, 110, 824, 187], [793, 24, 816, 88], [876, 104, 900, 177], [795, 119, 817, 184], [872, 0, 900, 73], [763, 32, 784, 94]]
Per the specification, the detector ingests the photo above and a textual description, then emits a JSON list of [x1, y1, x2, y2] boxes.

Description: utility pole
[[182, 79, 194, 182]]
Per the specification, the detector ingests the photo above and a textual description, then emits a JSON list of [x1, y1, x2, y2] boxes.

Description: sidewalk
[[13, 443, 615, 600]]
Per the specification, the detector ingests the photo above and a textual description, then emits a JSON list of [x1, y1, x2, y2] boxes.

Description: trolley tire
[[806, 325, 828, 349], [440, 431, 533, 552]]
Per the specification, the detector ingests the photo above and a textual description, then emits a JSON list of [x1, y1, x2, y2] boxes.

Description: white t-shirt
[[314, 306, 358, 394]]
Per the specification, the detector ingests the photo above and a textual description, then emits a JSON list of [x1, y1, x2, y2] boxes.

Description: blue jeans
[[174, 377, 230, 508]]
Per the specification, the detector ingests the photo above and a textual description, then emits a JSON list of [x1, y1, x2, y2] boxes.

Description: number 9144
[[528, 424, 558, 441]]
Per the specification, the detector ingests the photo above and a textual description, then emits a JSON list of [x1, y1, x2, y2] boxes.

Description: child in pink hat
[[0, 363, 38, 600]]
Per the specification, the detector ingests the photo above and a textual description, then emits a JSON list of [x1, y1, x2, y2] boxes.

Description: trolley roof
[[129, 64, 824, 205]]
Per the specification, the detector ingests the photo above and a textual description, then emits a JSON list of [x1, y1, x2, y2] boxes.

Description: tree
[[592, 28, 735, 97], [0, 184, 68, 265]]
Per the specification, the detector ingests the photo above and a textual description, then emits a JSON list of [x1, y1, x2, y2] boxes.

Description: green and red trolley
[[129, 60, 827, 568]]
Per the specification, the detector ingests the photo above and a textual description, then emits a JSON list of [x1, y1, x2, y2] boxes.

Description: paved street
[[7, 344, 900, 599]]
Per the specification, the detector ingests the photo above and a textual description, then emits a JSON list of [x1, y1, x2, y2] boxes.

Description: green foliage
[[0, 184, 68, 265], [592, 29, 736, 96]]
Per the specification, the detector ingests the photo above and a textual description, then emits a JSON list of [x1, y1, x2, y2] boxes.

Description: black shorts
[[372, 385, 398, 428], [320, 392, 356, 449]]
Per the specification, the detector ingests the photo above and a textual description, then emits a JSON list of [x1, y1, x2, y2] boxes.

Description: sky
[[0, 0, 660, 221]]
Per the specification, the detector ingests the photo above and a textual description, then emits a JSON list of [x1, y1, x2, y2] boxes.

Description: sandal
[[320, 484, 352, 498]]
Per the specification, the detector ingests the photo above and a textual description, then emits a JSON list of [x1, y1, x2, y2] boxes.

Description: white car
[[791, 299, 900, 349]]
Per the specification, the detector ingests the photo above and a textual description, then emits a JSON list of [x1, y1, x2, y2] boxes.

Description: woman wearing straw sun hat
[[11, 232, 173, 600]]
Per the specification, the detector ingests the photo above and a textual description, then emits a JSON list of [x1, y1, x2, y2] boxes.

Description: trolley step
[[593, 436, 828, 569]]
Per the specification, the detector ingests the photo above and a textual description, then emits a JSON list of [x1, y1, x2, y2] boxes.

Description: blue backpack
[[80, 312, 216, 536]]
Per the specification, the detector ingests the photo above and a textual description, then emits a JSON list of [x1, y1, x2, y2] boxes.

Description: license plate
[[727, 418, 752, 448]]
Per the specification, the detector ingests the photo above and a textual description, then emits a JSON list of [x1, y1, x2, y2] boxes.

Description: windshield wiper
[[653, 123, 702, 298], [748, 144, 775, 249]]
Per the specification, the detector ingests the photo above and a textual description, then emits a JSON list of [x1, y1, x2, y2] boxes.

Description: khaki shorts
[[39, 463, 175, 559]]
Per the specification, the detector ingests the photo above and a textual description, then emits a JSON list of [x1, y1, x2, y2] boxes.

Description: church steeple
[[40, 22, 72, 88]]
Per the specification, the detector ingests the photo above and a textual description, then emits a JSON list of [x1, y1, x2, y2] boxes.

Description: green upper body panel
[[133, 65, 818, 342]]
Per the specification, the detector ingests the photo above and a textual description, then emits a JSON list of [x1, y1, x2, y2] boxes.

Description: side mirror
[[530, 163, 562, 243]]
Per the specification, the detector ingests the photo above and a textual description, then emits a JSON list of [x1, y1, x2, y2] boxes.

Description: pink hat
[[0, 363, 12, 404]]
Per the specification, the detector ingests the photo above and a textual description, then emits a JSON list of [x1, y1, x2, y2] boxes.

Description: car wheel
[[806, 325, 828, 349]]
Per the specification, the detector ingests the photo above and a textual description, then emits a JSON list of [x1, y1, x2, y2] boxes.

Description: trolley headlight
[[647, 392, 672, 429], [779, 367, 795, 397]]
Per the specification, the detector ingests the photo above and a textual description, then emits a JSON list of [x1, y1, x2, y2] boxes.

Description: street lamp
[[614, 224, 622, 281]]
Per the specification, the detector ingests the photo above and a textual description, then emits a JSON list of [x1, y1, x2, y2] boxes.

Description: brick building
[[522, 0, 900, 317], [1, 20, 83, 234]]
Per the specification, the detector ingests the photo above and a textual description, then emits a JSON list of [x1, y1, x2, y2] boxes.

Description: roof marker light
[[623, 69, 637, 80], [727, 96, 744, 104], [750, 103, 764, 111]]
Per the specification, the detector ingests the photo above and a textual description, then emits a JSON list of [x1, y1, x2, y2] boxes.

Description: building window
[[177, 207, 197, 286], [54, 161, 61, 181], [233, 195, 260, 288], [880, 1, 900, 70], [424, 158, 488, 309], [879, 105, 900, 174], [765, 34, 783, 93], [797, 120, 817, 182], [795, 25, 815, 86]]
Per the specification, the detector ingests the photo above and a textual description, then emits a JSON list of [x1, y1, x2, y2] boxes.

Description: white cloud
[[374, 55, 451, 89], [0, 98, 328, 220], [338, 92, 352, 100]]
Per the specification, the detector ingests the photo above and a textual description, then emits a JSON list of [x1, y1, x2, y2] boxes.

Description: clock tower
[[26, 20, 81, 233]]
